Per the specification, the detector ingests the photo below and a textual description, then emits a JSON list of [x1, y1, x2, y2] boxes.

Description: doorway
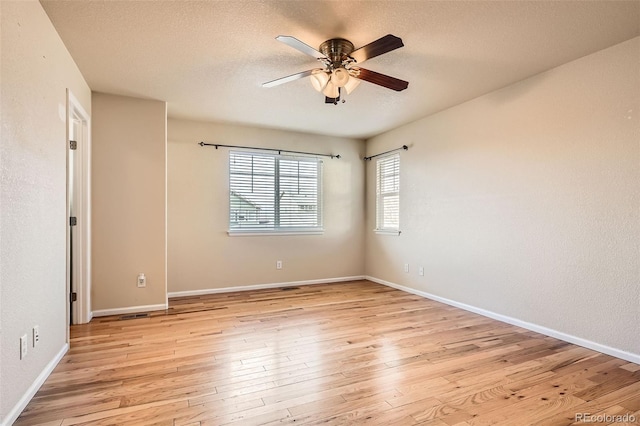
[[67, 90, 91, 327]]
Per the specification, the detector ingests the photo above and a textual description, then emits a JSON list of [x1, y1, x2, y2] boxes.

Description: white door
[[67, 90, 91, 326]]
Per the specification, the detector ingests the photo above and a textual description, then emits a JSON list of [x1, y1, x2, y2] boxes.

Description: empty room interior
[[1, 0, 639, 425]]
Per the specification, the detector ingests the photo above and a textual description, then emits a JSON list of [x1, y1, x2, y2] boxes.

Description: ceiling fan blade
[[353, 68, 409, 91], [262, 69, 322, 88], [276, 35, 327, 59], [350, 34, 404, 64]]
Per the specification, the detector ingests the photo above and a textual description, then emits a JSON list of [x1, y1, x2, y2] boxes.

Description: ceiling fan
[[263, 34, 409, 104]]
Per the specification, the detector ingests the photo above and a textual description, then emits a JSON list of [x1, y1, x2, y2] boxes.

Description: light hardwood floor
[[16, 281, 640, 425]]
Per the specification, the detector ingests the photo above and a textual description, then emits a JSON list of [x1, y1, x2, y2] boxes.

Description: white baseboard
[[92, 303, 168, 317], [366, 276, 640, 365], [2, 343, 69, 426], [168, 276, 366, 298]]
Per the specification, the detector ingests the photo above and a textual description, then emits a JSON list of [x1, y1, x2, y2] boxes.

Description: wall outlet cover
[[33, 326, 40, 348], [20, 334, 28, 359]]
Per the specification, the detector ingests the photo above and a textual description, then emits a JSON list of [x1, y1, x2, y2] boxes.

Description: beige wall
[[365, 37, 640, 357], [167, 119, 365, 293], [91, 93, 167, 312], [0, 1, 91, 422]]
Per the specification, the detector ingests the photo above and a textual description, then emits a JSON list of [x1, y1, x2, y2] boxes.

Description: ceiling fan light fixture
[[344, 76, 361, 94], [310, 70, 329, 92], [322, 80, 339, 98], [332, 68, 350, 87]]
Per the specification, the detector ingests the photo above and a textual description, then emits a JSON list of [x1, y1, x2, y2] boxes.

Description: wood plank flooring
[[16, 281, 640, 425]]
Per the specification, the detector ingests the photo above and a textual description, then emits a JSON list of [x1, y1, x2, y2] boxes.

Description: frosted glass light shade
[[310, 71, 329, 92], [332, 68, 350, 87], [322, 81, 339, 98], [344, 76, 361, 94]]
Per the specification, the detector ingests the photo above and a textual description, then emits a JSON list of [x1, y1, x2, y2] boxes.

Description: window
[[376, 153, 400, 232], [229, 151, 323, 234]]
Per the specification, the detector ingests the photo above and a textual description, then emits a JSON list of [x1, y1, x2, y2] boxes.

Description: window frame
[[375, 153, 401, 235], [228, 150, 324, 236]]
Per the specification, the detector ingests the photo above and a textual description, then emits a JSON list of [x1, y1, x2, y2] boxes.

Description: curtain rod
[[363, 145, 408, 161], [199, 142, 341, 159]]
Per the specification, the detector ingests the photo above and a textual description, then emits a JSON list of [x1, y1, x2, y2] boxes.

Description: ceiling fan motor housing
[[319, 38, 355, 69]]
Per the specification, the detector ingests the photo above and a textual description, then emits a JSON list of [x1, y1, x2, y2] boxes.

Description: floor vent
[[119, 313, 150, 320], [281, 287, 300, 291]]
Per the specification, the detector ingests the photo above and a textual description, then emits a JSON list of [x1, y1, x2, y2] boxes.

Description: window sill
[[228, 229, 324, 237], [374, 229, 401, 236]]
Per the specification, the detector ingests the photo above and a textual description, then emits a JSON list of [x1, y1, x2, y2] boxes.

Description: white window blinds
[[376, 154, 400, 231], [229, 151, 323, 233]]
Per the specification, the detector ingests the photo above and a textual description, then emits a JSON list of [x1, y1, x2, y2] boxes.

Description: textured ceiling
[[41, 1, 640, 139]]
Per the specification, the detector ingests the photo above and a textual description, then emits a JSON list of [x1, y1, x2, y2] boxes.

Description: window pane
[[229, 152, 275, 229], [376, 154, 400, 231], [381, 194, 399, 228], [279, 159, 319, 228]]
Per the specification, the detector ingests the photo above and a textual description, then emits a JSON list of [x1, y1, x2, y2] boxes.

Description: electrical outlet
[[33, 326, 40, 348], [137, 273, 146, 288], [404, 263, 409, 273], [418, 266, 424, 276], [276, 260, 283, 270], [20, 334, 28, 359]]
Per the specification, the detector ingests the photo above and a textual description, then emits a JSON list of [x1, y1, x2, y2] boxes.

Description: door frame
[[66, 89, 92, 328]]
